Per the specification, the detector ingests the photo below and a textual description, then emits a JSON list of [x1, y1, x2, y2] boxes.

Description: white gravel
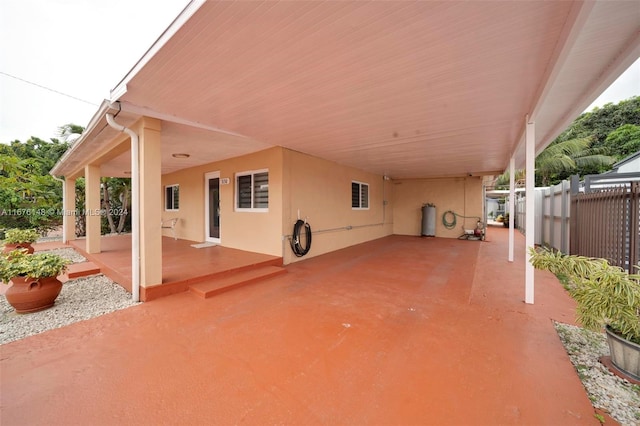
[[0, 246, 138, 345], [0, 274, 139, 345], [37, 247, 87, 263], [554, 321, 640, 425]]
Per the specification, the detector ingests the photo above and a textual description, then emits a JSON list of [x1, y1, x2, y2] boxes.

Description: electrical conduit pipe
[[105, 113, 140, 303]]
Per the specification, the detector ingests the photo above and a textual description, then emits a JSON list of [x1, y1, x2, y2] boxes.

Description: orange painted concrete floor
[[67, 235, 282, 292], [1, 228, 607, 425]]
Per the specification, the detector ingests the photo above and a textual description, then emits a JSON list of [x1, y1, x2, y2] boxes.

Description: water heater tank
[[422, 204, 436, 237]]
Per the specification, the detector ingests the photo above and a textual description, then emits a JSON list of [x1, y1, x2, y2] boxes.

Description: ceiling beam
[[115, 101, 254, 140]]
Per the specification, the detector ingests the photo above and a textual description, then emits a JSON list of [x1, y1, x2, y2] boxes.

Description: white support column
[[525, 119, 536, 304], [63, 178, 76, 243], [138, 118, 163, 288], [508, 157, 515, 262], [85, 165, 101, 254]]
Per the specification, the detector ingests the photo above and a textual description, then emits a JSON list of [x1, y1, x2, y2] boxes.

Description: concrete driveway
[[0, 230, 600, 425]]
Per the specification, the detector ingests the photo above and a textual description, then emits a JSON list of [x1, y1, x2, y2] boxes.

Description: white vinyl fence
[[514, 180, 571, 253]]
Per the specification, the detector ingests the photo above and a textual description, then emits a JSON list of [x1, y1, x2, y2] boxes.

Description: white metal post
[[508, 157, 515, 262], [525, 119, 536, 304]]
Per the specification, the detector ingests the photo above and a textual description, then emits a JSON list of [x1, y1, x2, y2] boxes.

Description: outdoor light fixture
[[172, 153, 190, 158]]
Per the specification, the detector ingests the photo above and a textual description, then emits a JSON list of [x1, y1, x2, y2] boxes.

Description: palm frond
[[574, 154, 616, 168]]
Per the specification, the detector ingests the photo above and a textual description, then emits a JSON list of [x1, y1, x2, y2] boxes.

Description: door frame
[[204, 171, 221, 243]]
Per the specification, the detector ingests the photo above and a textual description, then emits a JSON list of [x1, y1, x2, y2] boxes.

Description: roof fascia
[[110, 0, 206, 102], [50, 100, 114, 177], [511, 4, 640, 170], [509, 0, 595, 168], [535, 32, 640, 154], [613, 150, 640, 168]]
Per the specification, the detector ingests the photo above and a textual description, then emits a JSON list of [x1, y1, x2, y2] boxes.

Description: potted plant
[[503, 212, 510, 228], [2, 228, 40, 254], [0, 249, 70, 313], [529, 247, 640, 381]]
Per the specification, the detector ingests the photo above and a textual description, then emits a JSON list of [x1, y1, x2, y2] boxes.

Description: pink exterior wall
[[392, 177, 483, 238], [161, 146, 483, 262]]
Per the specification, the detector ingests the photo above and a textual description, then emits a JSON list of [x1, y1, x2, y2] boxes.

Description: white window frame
[[352, 180, 369, 210], [165, 184, 180, 211], [235, 169, 269, 212]]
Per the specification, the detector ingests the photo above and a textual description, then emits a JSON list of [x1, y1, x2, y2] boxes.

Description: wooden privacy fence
[[570, 182, 640, 272]]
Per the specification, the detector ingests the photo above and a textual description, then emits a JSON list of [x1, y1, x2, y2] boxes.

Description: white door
[[204, 171, 221, 243]]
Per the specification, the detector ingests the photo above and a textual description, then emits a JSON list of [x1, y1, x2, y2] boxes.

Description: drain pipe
[[105, 113, 140, 303]]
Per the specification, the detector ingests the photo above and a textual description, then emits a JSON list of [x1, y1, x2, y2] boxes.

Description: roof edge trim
[[109, 0, 206, 102], [50, 100, 114, 177], [510, 32, 640, 171]]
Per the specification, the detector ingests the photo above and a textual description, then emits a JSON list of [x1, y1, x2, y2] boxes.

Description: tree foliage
[[495, 96, 639, 188], [1, 125, 132, 236], [0, 138, 69, 231], [604, 124, 640, 160], [554, 96, 640, 160], [535, 137, 614, 186]]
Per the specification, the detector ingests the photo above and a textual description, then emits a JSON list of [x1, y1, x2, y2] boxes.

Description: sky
[[0, 0, 639, 144], [0, 0, 189, 143]]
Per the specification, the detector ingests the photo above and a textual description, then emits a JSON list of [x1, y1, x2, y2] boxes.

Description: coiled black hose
[[290, 219, 312, 257]]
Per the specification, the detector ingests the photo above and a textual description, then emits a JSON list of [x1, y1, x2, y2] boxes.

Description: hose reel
[[290, 219, 312, 257]]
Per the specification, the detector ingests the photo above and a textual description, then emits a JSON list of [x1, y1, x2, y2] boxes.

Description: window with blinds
[[236, 170, 269, 211], [352, 181, 369, 209], [165, 184, 179, 211]]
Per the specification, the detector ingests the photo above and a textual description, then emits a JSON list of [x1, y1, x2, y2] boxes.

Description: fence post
[[570, 193, 577, 255], [630, 182, 639, 272], [561, 179, 569, 254], [570, 174, 580, 195], [549, 186, 555, 250]]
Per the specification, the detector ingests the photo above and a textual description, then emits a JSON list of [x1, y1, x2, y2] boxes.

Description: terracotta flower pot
[[2, 243, 35, 254], [5, 275, 63, 314]]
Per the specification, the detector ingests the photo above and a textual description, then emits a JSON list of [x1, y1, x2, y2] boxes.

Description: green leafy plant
[[594, 413, 605, 424], [529, 247, 640, 344], [0, 250, 69, 283], [3, 228, 40, 244]]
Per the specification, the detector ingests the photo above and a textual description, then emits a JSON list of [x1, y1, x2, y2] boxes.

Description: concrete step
[[189, 265, 286, 299], [65, 262, 101, 280]]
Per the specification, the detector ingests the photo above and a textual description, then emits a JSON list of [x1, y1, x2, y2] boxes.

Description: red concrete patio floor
[[67, 235, 283, 300], [1, 228, 608, 425]]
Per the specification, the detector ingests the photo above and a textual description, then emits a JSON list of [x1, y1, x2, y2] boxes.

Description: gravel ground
[[0, 274, 139, 345], [0, 247, 138, 345], [37, 247, 87, 263], [554, 321, 640, 425]]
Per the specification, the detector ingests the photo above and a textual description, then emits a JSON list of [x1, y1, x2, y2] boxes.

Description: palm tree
[[494, 169, 525, 190], [494, 137, 615, 188], [56, 123, 84, 143], [535, 137, 614, 186]]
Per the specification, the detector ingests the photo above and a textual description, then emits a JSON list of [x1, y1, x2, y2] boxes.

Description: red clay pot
[[2, 243, 35, 254], [5, 275, 63, 314]]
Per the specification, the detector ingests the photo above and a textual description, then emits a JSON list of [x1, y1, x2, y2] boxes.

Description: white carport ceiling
[[53, 1, 639, 179]]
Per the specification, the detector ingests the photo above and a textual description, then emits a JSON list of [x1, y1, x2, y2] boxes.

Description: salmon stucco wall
[[161, 147, 283, 257], [392, 177, 483, 238], [282, 149, 394, 264]]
